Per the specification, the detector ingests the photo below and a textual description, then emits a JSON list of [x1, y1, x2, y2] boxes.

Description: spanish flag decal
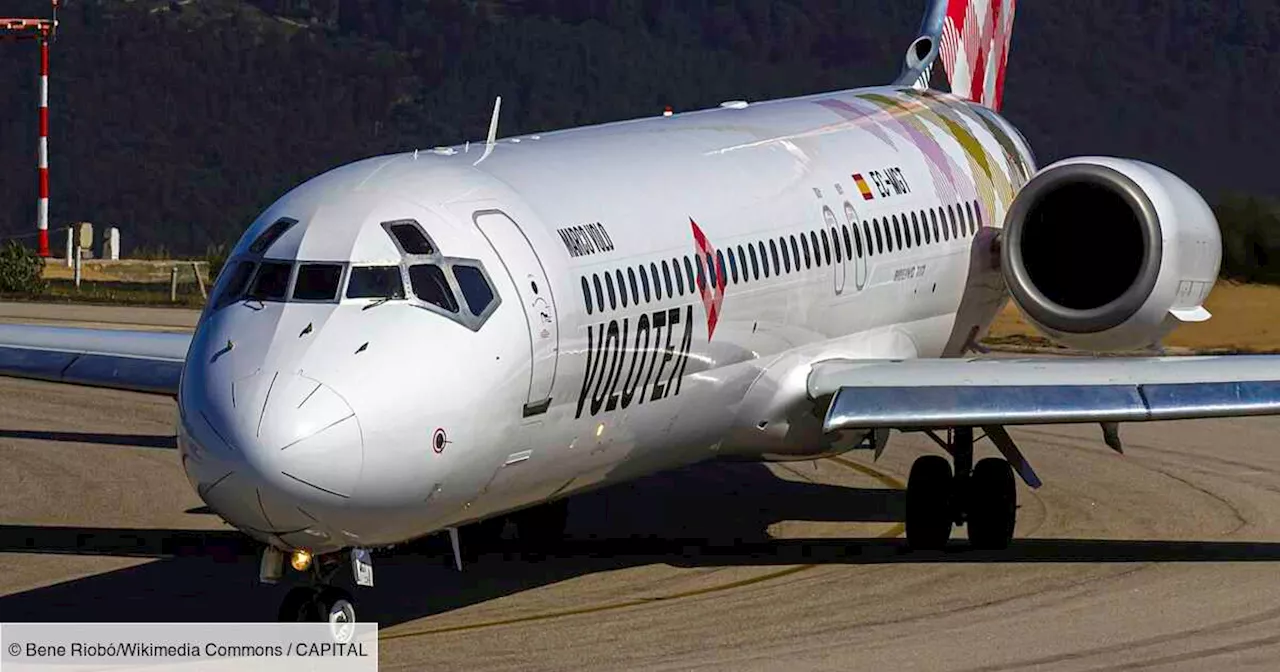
[[853, 173, 875, 201]]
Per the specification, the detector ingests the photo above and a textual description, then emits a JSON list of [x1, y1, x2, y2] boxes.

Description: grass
[[1, 280, 207, 309], [984, 281, 1280, 354]]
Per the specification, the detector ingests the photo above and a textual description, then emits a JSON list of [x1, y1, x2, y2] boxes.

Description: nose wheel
[[278, 585, 356, 623], [904, 427, 1018, 551]]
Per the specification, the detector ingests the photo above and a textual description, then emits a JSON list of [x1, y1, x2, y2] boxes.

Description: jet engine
[[1000, 157, 1221, 351]]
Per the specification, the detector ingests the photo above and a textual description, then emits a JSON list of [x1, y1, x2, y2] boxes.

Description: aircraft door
[[825, 206, 846, 295], [844, 201, 868, 291], [474, 210, 559, 415]]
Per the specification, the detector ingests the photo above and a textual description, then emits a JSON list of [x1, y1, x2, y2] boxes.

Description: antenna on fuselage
[[474, 96, 502, 166]]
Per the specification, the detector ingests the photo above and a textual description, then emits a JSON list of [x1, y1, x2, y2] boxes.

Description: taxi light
[[290, 550, 313, 572]]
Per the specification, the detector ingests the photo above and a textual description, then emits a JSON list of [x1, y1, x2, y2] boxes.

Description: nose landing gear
[[275, 551, 363, 623], [278, 585, 357, 623], [904, 427, 1018, 551]]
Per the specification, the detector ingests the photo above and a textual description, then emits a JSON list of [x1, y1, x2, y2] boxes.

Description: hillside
[[0, 0, 1277, 254]]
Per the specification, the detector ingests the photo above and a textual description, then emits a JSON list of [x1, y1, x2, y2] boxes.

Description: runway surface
[[3, 305, 1280, 670]]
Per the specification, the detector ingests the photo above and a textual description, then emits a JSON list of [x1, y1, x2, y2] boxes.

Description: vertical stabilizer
[[895, 0, 1018, 111]]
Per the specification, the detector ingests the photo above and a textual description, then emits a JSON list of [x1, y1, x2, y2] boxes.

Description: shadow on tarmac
[[3, 460, 1280, 625]]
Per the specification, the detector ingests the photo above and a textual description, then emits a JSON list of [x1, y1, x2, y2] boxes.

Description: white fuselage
[[177, 86, 1036, 555]]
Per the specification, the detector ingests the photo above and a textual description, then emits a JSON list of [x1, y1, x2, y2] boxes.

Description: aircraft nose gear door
[[825, 206, 845, 295], [474, 210, 559, 416], [844, 201, 868, 291]]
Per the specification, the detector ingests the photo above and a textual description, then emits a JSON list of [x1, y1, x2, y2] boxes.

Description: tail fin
[[896, 0, 1018, 111]]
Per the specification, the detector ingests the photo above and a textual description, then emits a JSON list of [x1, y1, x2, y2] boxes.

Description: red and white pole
[[36, 36, 50, 256]]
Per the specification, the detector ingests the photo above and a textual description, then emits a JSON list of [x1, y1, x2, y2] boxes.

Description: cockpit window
[[409, 264, 459, 313], [452, 264, 495, 316], [213, 260, 256, 309], [247, 262, 292, 301], [387, 222, 435, 255], [347, 266, 405, 299], [293, 264, 343, 301], [249, 218, 297, 254]]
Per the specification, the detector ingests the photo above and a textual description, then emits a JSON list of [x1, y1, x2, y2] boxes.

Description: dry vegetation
[[984, 282, 1280, 354]]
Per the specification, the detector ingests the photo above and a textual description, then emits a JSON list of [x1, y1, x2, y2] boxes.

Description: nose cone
[[180, 370, 363, 550]]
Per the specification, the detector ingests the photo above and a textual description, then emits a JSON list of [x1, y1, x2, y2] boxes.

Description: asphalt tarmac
[[2, 304, 1280, 670]]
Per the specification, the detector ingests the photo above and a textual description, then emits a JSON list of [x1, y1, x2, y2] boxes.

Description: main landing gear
[[905, 427, 1017, 551]]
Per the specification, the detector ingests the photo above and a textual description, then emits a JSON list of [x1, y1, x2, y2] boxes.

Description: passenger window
[[605, 272, 617, 309], [683, 256, 696, 292], [787, 236, 799, 271], [932, 209, 942, 242], [452, 264, 493, 315], [810, 231, 821, 266], [639, 265, 651, 303], [581, 277, 593, 315], [780, 237, 792, 273], [758, 242, 770, 278], [409, 264, 458, 312], [800, 234, 812, 269], [873, 220, 884, 254], [627, 267, 639, 305], [912, 213, 922, 246], [293, 263, 343, 301], [672, 258, 684, 295], [829, 228, 840, 263], [716, 250, 727, 287], [728, 248, 739, 284], [842, 225, 853, 260], [975, 202, 984, 230], [696, 255, 708, 290], [616, 269, 629, 308], [650, 262, 662, 301], [663, 259, 675, 297], [966, 202, 976, 235], [249, 262, 292, 301], [921, 211, 931, 244], [768, 240, 780, 277], [214, 260, 256, 309], [863, 222, 874, 256], [249, 219, 296, 254], [892, 216, 904, 250], [347, 266, 405, 299], [388, 222, 434, 255], [750, 244, 761, 279], [852, 224, 864, 258], [593, 274, 605, 311], [949, 205, 959, 239]]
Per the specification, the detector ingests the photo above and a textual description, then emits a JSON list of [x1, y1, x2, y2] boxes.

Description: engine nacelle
[[1000, 157, 1221, 351]]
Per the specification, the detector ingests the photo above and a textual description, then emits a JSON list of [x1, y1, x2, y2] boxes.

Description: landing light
[[290, 549, 313, 572], [596, 423, 605, 438]]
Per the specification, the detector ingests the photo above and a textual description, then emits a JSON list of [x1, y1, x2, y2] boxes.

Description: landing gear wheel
[[906, 455, 954, 551], [277, 586, 357, 624], [317, 586, 356, 625], [968, 457, 1017, 550], [277, 586, 321, 622]]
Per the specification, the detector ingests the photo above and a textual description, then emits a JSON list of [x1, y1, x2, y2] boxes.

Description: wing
[[811, 356, 1280, 431], [0, 324, 190, 395]]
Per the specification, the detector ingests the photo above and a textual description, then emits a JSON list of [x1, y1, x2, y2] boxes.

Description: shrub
[[205, 243, 229, 282], [0, 241, 47, 294]]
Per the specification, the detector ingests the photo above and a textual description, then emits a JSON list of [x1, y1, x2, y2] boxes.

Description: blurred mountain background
[[0, 0, 1276, 269]]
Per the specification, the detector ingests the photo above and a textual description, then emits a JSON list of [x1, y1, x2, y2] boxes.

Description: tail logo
[[940, 0, 1017, 110]]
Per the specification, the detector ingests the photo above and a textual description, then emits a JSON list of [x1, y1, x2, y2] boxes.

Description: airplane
[[3, 0, 1280, 626]]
